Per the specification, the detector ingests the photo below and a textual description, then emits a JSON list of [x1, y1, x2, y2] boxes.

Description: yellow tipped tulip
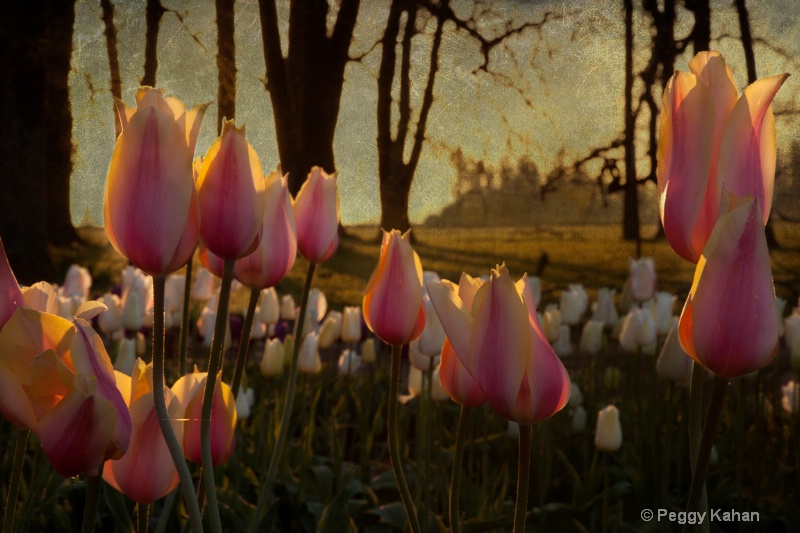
[[105, 88, 207, 275], [363, 229, 425, 346], [293, 166, 340, 263], [197, 121, 267, 260]]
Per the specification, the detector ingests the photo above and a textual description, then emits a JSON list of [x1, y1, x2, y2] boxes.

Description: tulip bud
[[591, 288, 619, 327], [628, 257, 657, 302], [114, 338, 137, 375], [417, 297, 445, 356], [619, 306, 656, 354], [164, 274, 186, 314], [97, 293, 123, 335], [409, 338, 439, 371], [552, 324, 573, 357], [233, 171, 297, 290], [121, 290, 143, 332], [580, 320, 604, 356], [656, 318, 693, 385], [338, 349, 363, 375], [542, 304, 561, 343], [318, 311, 342, 348], [646, 291, 676, 336], [280, 294, 296, 321], [173, 370, 237, 465], [363, 230, 425, 346], [190, 267, 216, 301], [293, 167, 340, 263], [260, 338, 285, 377], [61, 264, 92, 300], [560, 285, 588, 325], [197, 121, 267, 260], [298, 332, 322, 374], [362, 337, 377, 364], [594, 405, 622, 452], [341, 306, 363, 344], [258, 287, 280, 325], [236, 387, 255, 420]]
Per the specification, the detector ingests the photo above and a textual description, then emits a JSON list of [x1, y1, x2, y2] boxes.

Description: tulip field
[[2, 51, 800, 533]]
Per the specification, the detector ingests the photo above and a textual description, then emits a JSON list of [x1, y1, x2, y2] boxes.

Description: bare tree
[[258, 0, 361, 194], [141, 0, 166, 86], [100, 0, 123, 137], [0, 0, 80, 282], [216, 0, 236, 133]]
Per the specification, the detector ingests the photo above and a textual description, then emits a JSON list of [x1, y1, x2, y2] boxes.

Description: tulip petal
[[681, 199, 778, 377], [20, 282, 58, 315], [74, 300, 109, 321], [469, 266, 530, 421], [39, 375, 116, 477], [0, 308, 75, 386], [717, 74, 788, 223], [657, 71, 714, 262], [0, 360, 38, 430], [0, 238, 23, 329], [439, 338, 484, 407]]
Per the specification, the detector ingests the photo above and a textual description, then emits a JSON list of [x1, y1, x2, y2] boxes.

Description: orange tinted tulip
[[0, 237, 23, 329], [678, 198, 779, 378], [363, 230, 425, 346]]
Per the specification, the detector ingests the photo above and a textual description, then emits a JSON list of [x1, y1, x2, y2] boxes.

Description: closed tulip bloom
[[628, 257, 656, 302], [591, 288, 619, 327], [114, 337, 136, 375], [338, 349, 363, 375], [579, 320, 604, 356], [362, 337, 377, 364], [104, 360, 181, 503], [618, 306, 657, 354], [318, 311, 343, 349], [297, 332, 322, 374], [439, 337, 485, 407], [542, 305, 561, 343], [121, 289, 143, 332], [280, 294, 296, 321], [428, 266, 570, 425], [105, 88, 206, 275], [61, 264, 92, 300], [293, 166, 340, 263], [196, 121, 266, 259], [164, 274, 186, 314], [552, 324, 573, 357], [0, 238, 23, 329], [658, 51, 788, 262], [363, 230, 426, 346], [646, 291, 677, 336], [678, 198, 779, 378], [656, 318, 693, 385], [308, 288, 328, 323], [341, 306, 363, 344], [97, 293, 123, 336], [409, 339, 439, 371], [234, 171, 297, 290], [258, 287, 280, 325], [173, 370, 237, 465], [260, 338, 285, 377], [560, 285, 588, 325], [595, 405, 622, 452]]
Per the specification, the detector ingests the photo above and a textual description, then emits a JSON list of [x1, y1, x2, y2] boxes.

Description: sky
[[69, 0, 800, 227]]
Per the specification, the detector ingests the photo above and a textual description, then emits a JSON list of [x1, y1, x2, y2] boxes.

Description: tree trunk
[[216, 0, 236, 134], [691, 0, 711, 53], [0, 0, 79, 283], [623, 0, 640, 244], [258, 0, 360, 194], [100, 0, 123, 137], [141, 0, 165, 86]]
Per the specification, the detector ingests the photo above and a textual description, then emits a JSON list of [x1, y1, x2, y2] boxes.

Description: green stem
[[80, 468, 103, 533], [250, 262, 317, 531], [687, 361, 708, 523], [514, 424, 532, 533], [200, 260, 235, 533], [3, 428, 29, 533], [178, 252, 194, 377], [602, 453, 609, 533], [153, 276, 204, 533], [231, 288, 259, 398], [389, 343, 422, 533], [684, 376, 729, 523], [154, 489, 177, 533], [449, 405, 473, 533], [137, 503, 150, 533]]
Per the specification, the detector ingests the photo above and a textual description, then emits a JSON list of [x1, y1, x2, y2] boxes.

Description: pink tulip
[[0, 238, 23, 330], [173, 370, 237, 465], [105, 88, 207, 275], [428, 266, 571, 424], [678, 198, 779, 378], [658, 51, 787, 263], [293, 166, 339, 263], [233, 170, 297, 289], [197, 121, 267, 260], [104, 360, 181, 503], [363, 229, 425, 346]]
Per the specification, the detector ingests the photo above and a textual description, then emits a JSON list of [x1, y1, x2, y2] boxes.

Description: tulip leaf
[[318, 489, 358, 533], [103, 484, 134, 533], [366, 502, 408, 529]]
